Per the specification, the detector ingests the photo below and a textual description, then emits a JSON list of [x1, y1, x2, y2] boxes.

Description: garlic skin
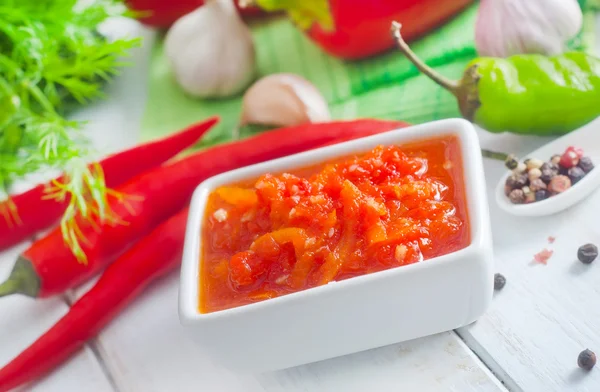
[[240, 73, 330, 127], [165, 0, 256, 98], [475, 0, 583, 57]]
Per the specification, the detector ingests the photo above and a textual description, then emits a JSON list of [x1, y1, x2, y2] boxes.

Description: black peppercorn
[[578, 156, 595, 173], [535, 189, 550, 201], [578, 244, 598, 264], [541, 162, 558, 172], [578, 349, 596, 370], [508, 189, 525, 204], [494, 273, 506, 290], [541, 164, 550, 173], [505, 176, 516, 190], [506, 173, 528, 190], [540, 169, 556, 184], [568, 166, 586, 184], [504, 154, 518, 170], [558, 165, 569, 175]]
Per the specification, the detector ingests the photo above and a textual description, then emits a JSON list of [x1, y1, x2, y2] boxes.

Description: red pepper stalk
[[0, 117, 219, 252], [250, 0, 473, 59], [0, 119, 409, 392], [0, 119, 408, 299]]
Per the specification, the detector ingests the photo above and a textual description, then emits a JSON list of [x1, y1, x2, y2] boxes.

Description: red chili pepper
[[0, 208, 190, 392], [0, 119, 408, 299], [0, 117, 218, 252], [254, 0, 472, 59], [125, 0, 262, 28], [0, 119, 410, 391], [318, 120, 407, 146]]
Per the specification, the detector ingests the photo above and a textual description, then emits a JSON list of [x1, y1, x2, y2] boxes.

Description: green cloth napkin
[[140, 2, 597, 145]]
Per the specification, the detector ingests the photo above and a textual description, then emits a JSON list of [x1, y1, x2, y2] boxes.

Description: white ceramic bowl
[[179, 118, 493, 372]]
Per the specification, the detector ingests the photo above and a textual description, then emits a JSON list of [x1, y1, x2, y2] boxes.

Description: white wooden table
[[2, 17, 600, 392]]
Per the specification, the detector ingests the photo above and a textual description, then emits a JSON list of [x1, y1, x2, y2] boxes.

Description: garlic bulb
[[475, 0, 583, 57], [240, 73, 330, 128], [165, 0, 256, 98]]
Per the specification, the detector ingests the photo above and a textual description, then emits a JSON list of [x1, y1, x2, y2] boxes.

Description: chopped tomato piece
[[229, 251, 265, 288], [216, 187, 258, 209]]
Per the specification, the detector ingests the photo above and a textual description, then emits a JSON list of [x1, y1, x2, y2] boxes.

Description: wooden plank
[[0, 244, 114, 392], [256, 332, 505, 392], [93, 273, 506, 392], [456, 126, 600, 391]]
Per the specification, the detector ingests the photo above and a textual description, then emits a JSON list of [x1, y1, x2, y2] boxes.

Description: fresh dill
[[0, 0, 140, 261]]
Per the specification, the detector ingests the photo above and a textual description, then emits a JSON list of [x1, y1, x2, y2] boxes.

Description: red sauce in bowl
[[199, 135, 470, 313]]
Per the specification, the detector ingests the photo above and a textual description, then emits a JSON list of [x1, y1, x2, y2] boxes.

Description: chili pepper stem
[[481, 149, 509, 161], [0, 279, 18, 298], [0, 256, 40, 298], [390, 22, 460, 94]]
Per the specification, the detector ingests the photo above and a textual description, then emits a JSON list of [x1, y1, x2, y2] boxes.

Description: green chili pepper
[[391, 22, 600, 135]]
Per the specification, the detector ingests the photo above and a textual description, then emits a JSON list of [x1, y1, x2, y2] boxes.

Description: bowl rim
[[179, 118, 489, 323]]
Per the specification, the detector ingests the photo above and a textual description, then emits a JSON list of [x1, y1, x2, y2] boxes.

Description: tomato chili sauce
[[199, 135, 470, 313]]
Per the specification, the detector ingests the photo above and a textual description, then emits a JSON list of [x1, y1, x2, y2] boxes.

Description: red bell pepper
[[252, 0, 473, 59], [126, 0, 262, 28]]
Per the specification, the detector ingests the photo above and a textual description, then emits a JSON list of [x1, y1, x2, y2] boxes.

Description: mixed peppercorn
[[493, 273, 506, 290], [578, 243, 598, 264], [504, 147, 594, 204], [578, 349, 597, 370]]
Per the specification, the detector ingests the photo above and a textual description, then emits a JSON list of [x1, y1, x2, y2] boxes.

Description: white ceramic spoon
[[496, 116, 600, 217]]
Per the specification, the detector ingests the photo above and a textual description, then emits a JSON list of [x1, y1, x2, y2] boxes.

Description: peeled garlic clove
[[240, 73, 330, 127], [475, 0, 583, 57], [165, 0, 256, 98]]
